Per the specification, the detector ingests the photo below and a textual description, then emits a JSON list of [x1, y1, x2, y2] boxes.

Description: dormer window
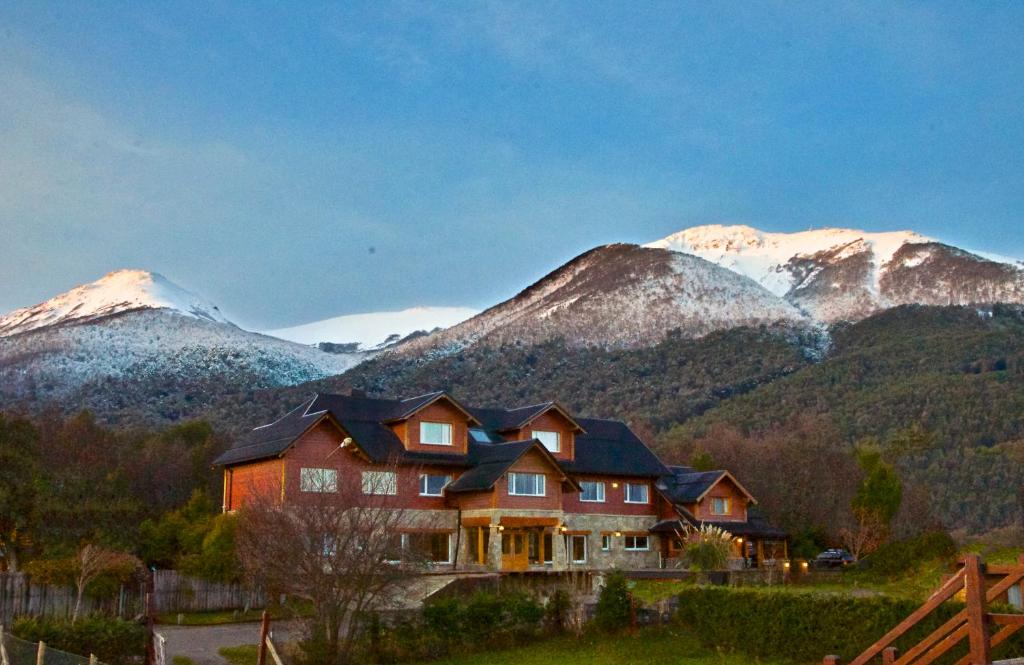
[[532, 430, 560, 453], [420, 421, 453, 445], [711, 497, 731, 515]]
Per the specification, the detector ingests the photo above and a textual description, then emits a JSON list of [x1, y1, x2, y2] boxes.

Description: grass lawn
[[218, 644, 258, 665], [425, 626, 788, 665], [158, 609, 268, 626]]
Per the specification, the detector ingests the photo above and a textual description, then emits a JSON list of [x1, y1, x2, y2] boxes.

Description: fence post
[[823, 656, 841, 665], [882, 646, 898, 664], [145, 571, 155, 665], [89, 655, 98, 665], [963, 554, 991, 665], [0, 624, 10, 665], [36, 640, 46, 665], [257, 610, 270, 665]]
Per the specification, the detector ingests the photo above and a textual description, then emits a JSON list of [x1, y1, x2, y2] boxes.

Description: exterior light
[[614, 531, 622, 538], [497, 525, 505, 532], [783, 561, 791, 569], [559, 525, 568, 533], [611, 482, 619, 488], [801, 561, 809, 571], [736, 537, 744, 544]]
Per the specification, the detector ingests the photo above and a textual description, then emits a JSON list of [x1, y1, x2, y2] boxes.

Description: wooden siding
[[687, 475, 749, 522], [392, 399, 471, 455], [562, 475, 658, 516], [226, 458, 283, 511], [506, 409, 576, 461]]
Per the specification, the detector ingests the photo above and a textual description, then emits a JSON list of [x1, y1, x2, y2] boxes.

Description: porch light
[[611, 482, 619, 488], [783, 561, 791, 569], [800, 561, 809, 571], [614, 531, 622, 538], [559, 525, 568, 533], [736, 537, 744, 544], [497, 525, 505, 532]]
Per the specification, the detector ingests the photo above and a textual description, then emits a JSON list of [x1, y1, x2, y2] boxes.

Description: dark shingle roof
[[214, 392, 667, 480], [650, 506, 788, 539], [445, 440, 538, 492], [657, 466, 728, 504]]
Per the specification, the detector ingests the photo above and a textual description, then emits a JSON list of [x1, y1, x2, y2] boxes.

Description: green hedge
[[13, 617, 146, 665], [357, 590, 545, 662], [673, 586, 1024, 663]]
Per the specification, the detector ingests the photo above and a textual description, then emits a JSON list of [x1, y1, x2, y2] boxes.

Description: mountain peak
[[0, 269, 229, 337]]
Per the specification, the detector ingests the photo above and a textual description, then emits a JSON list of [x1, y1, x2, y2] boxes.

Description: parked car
[[814, 548, 855, 568]]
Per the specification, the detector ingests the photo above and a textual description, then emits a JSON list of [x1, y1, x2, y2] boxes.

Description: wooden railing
[[824, 554, 1024, 665]]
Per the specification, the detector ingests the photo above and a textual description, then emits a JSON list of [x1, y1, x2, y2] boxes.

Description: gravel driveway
[[159, 621, 295, 665]]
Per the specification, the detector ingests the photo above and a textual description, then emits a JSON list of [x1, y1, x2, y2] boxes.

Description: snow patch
[[265, 306, 478, 350]]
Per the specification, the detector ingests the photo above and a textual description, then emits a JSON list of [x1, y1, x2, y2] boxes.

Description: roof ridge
[[398, 389, 446, 403], [252, 395, 318, 430]]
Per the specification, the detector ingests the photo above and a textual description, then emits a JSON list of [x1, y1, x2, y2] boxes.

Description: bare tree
[[838, 508, 888, 561], [73, 544, 141, 623], [235, 461, 438, 665]]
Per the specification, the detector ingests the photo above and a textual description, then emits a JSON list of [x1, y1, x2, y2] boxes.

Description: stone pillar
[[487, 525, 504, 570]]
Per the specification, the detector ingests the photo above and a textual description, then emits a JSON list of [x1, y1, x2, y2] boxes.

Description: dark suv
[[814, 548, 855, 569]]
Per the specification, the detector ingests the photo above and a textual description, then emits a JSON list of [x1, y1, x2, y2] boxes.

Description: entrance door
[[501, 530, 529, 571]]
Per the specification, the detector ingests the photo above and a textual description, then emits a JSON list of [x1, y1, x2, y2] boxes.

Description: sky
[[1, 2, 1022, 329]]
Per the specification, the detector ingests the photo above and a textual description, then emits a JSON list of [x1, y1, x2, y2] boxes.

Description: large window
[[389, 533, 452, 564], [624, 535, 650, 551], [361, 471, 397, 495], [711, 497, 732, 515], [508, 472, 545, 496], [299, 467, 337, 493], [570, 535, 587, 563], [532, 430, 560, 453], [419, 473, 452, 496], [624, 483, 649, 504], [420, 421, 453, 445], [579, 481, 605, 503]]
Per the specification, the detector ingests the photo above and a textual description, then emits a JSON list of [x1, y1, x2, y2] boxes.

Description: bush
[[861, 531, 958, 577], [13, 617, 145, 665], [673, 586, 1024, 663], [358, 590, 545, 662], [544, 589, 573, 633], [593, 571, 632, 632]]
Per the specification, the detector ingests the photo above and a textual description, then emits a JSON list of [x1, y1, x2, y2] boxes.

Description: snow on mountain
[[395, 244, 810, 356], [0, 269, 229, 337], [0, 270, 367, 423], [647, 225, 1024, 321], [266, 306, 478, 351]]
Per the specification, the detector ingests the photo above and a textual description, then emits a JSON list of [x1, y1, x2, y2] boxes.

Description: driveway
[[159, 621, 296, 665]]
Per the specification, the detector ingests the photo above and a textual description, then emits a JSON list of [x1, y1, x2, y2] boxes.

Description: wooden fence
[[0, 571, 263, 623]]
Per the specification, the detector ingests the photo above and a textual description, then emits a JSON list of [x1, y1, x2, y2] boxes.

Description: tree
[[236, 463, 435, 665], [0, 415, 41, 571], [838, 508, 889, 562]]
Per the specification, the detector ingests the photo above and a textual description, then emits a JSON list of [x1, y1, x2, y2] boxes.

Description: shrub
[[683, 524, 733, 571], [860, 531, 958, 577], [673, 586, 1024, 663], [543, 589, 573, 634], [594, 570, 632, 632], [13, 617, 145, 665]]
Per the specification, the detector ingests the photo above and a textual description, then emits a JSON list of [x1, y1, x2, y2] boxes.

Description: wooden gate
[[824, 554, 1024, 665]]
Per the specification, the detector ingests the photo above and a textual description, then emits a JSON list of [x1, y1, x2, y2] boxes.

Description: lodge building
[[214, 391, 788, 572]]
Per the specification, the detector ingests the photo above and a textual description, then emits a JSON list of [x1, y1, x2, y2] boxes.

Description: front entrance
[[501, 528, 553, 571], [502, 530, 528, 571]]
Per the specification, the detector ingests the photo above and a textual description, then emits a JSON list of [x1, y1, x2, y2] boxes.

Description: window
[[469, 428, 496, 443], [624, 535, 650, 551], [420, 421, 453, 445], [624, 483, 649, 504], [508, 472, 545, 496], [570, 535, 587, 563], [390, 533, 452, 564], [419, 474, 452, 496], [466, 526, 490, 565], [543, 533, 553, 563], [532, 430, 560, 453], [579, 481, 605, 502], [601, 534, 612, 551], [300, 468, 337, 493], [361, 471, 397, 495], [711, 497, 732, 515]]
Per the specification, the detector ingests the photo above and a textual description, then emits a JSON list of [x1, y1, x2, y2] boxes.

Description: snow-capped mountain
[[647, 225, 1024, 321], [395, 244, 809, 356], [0, 270, 367, 423], [266, 306, 478, 351], [0, 269, 229, 337]]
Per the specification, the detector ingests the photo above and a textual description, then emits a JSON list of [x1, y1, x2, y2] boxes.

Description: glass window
[[399, 533, 452, 563], [419, 474, 452, 496], [469, 428, 495, 443], [420, 421, 453, 445], [579, 481, 605, 502], [361, 471, 397, 495], [601, 534, 612, 551], [624, 483, 649, 504], [711, 497, 731, 515], [300, 468, 337, 493], [532, 430, 560, 453], [543, 533, 553, 563], [625, 535, 650, 551], [508, 472, 545, 496], [570, 535, 587, 563]]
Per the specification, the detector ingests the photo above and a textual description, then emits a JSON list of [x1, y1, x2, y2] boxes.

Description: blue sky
[[1, 2, 1022, 328]]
